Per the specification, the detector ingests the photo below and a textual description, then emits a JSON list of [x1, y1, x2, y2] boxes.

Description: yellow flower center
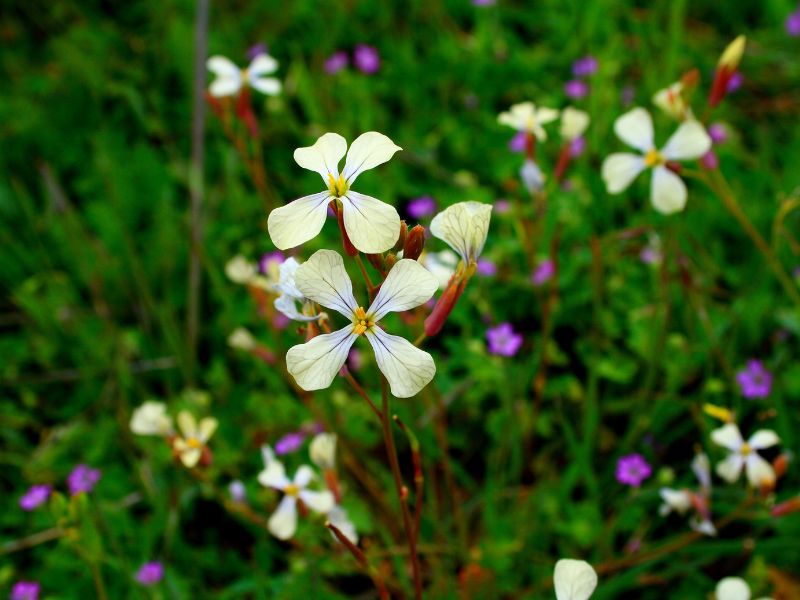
[[740, 442, 751, 456], [328, 173, 349, 198], [352, 306, 374, 335], [644, 148, 664, 167], [186, 437, 203, 449], [284, 484, 300, 497]]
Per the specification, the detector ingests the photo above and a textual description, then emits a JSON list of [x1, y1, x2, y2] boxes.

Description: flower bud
[[367, 253, 384, 271], [424, 278, 466, 337], [310, 433, 337, 470], [227, 327, 257, 351], [394, 220, 408, 252], [772, 496, 800, 517], [403, 225, 426, 261], [709, 35, 746, 108]]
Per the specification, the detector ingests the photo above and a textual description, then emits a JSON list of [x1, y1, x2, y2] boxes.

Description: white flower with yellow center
[[652, 81, 694, 121], [172, 411, 218, 468], [258, 446, 334, 540], [285, 250, 437, 398], [206, 54, 281, 97], [430, 202, 492, 267], [601, 107, 711, 214], [267, 132, 402, 253], [498, 102, 560, 141], [554, 559, 598, 600], [273, 257, 323, 322], [130, 401, 173, 436], [559, 107, 590, 141], [711, 423, 780, 487], [715, 577, 773, 600]]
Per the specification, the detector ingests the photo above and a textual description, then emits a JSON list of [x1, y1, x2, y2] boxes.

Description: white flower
[[206, 54, 281, 98], [652, 81, 693, 121], [267, 132, 402, 253], [273, 257, 323, 322], [430, 202, 492, 265], [225, 255, 257, 285], [601, 107, 711, 214], [228, 327, 257, 351], [560, 107, 590, 141], [711, 423, 780, 487], [692, 451, 712, 493], [309, 433, 337, 470], [286, 250, 437, 398], [258, 447, 334, 540], [498, 102, 560, 141], [658, 488, 692, 516], [130, 401, 172, 436], [421, 250, 459, 289], [715, 576, 772, 600], [554, 559, 598, 600], [327, 505, 358, 544], [520, 159, 546, 194], [172, 411, 218, 468]]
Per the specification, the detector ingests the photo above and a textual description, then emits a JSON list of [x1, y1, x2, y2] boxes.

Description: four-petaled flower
[[601, 107, 711, 214], [173, 411, 218, 468], [711, 423, 780, 487], [498, 102, 560, 141], [554, 559, 598, 600], [268, 132, 402, 253], [430, 201, 492, 265], [206, 54, 281, 97], [285, 250, 437, 397]]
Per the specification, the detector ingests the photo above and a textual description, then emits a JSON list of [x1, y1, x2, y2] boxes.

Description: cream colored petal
[[299, 489, 335, 514], [342, 131, 402, 184], [268, 495, 298, 540], [560, 107, 590, 140], [661, 120, 712, 161], [367, 259, 438, 320], [429, 201, 492, 263], [198, 417, 218, 442], [498, 102, 535, 131], [130, 401, 171, 436], [293, 133, 348, 182], [207, 56, 242, 97], [535, 106, 560, 125], [309, 433, 337, 470], [692, 452, 712, 491], [659, 488, 692, 514], [247, 54, 278, 77], [267, 191, 331, 250], [274, 294, 319, 322], [177, 411, 197, 439], [286, 328, 358, 391], [716, 453, 744, 483], [327, 505, 358, 544], [614, 107, 654, 152], [293, 465, 315, 488], [554, 559, 598, 600], [745, 453, 775, 487], [716, 577, 751, 600], [601, 153, 646, 194], [650, 166, 687, 214], [711, 423, 744, 452], [294, 250, 358, 317], [177, 444, 202, 469], [748, 429, 779, 450], [341, 191, 401, 253], [249, 76, 282, 96], [365, 328, 435, 398], [258, 449, 291, 490]]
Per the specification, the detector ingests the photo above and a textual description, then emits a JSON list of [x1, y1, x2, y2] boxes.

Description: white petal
[[207, 56, 242, 97], [274, 294, 318, 322], [498, 102, 535, 131], [341, 191, 402, 253], [365, 328, 435, 398], [267, 191, 331, 250], [130, 401, 171, 436], [601, 153, 646, 194], [179, 446, 202, 468], [198, 417, 218, 442], [692, 452, 712, 491], [716, 577, 751, 600], [258, 459, 290, 491], [614, 107, 654, 152], [177, 411, 197, 438], [309, 433, 337, 470], [651, 166, 687, 214], [249, 76, 282, 96], [745, 454, 776, 487], [554, 559, 598, 600], [535, 106, 560, 125], [294, 133, 348, 182], [268, 496, 298, 540], [293, 465, 315, 488], [748, 429, 780, 450], [711, 424, 744, 452], [299, 489, 335, 513], [293, 250, 358, 317], [429, 201, 492, 263], [328, 505, 358, 544], [560, 107, 590, 140], [247, 54, 278, 77], [716, 453, 745, 483], [659, 488, 692, 514], [367, 259, 438, 320], [661, 120, 712, 161], [690, 518, 717, 537], [342, 132, 402, 184], [286, 327, 358, 391]]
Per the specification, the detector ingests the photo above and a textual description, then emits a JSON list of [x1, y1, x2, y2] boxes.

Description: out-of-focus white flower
[[268, 132, 402, 253], [258, 447, 334, 540], [652, 81, 694, 121], [715, 576, 773, 600], [712, 423, 780, 487], [207, 54, 281, 98], [560, 107, 590, 141], [286, 250, 437, 398], [554, 559, 598, 600], [659, 452, 717, 536], [273, 257, 324, 322], [421, 250, 459, 289], [430, 202, 492, 265], [520, 159, 546, 194], [225, 255, 257, 285], [658, 488, 692, 516], [327, 504, 358, 544], [498, 102, 560, 141], [228, 327, 257, 351], [172, 411, 218, 468], [692, 451, 712, 493], [130, 401, 172, 436], [601, 107, 711, 214], [309, 433, 337, 470]]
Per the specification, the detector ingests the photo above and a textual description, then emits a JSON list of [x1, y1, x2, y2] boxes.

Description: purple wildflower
[[11, 582, 40, 600], [736, 360, 772, 399], [621, 85, 636, 107], [136, 562, 164, 586], [407, 196, 436, 219], [246, 43, 269, 61], [259, 251, 284, 274], [347, 348, 363, 372], [508, 131, 527, 153], [19, 484, 51, 511], [726, 72, 743, 93], [786, 9, 800, 36], [564, 79, 589, 99], [229, 480, 247, 503], [701, 150, 719, 170], [494, 199, 511, 214], [532, 259, 555, 286], [615, 454, 652, 487], [324, 51, 348, 75], [353, 45, 380, 74], [275, 432, 306, 455], [640, 247, 661, 265], [572, 55, 598, 77], [67, 464, 101, 496], [707, 123, 727, 145], [473, 0, 496, 5], [569, 136, 586, 158], [272, 312, 290, 330], [486, 323, 523, 357], [476, 259, 497, 276]]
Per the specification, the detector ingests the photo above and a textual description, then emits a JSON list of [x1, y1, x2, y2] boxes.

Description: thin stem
[[413, 332, 426, 347], [89, 560, 109, 600], [326, 522, 390, 600], [354, 254, 375, 294], [342, 368, 383, 419]]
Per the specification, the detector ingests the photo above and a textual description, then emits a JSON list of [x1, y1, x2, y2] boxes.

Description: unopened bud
[[384, 254, 397, 271], [367, 253, 384, 271], [403, 225, 426, 261], [773, 453, 790, 479], [718, 35, 746, 70], [702, 403, 734, 423], [772, 496, 800, 517], [394, 220, 408, 252], [424, 278, 466, 337], [400, 485, 409, 501]]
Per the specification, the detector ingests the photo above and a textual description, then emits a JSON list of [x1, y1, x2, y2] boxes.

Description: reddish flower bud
[[773, 453, 790, 479], [383, 254, 397, 272], [424, 278, 466, 337], [394, 220, 408, 252], [553, 144, 571, 181], [771, 496, 800, 517], [403, 225, 426, 261], [367, 253, 384, 271], [709, 37, 745, 108], [235, 87, 259, 138]]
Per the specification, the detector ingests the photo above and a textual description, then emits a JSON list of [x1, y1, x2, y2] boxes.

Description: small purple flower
[[476, 259, 497, 276], [736, 359, 772, 399], [508, 131, 527, 153], [707, 123, 727, 145], [701, 150, 719, 170], [259, 251, 284, 275], [407, 196, 436, 219], [229, 480, 246, 503], [246, 43, 269, 62], [275, 432, 306, 455], [20, 485, 51, 511], [11, 582, 40, 600], [486, 323, 523, 357], [569, 136, 586, 158], [347, 348, 363, 372], [572, 56, 598, 77], [640, 247, 661, 265], [726, 72, 743, 93], [621, 85, 636, 107], [272, 312, 290, 330], [616, 454, 652, 487], [324, 51, 348, 75], [532, 259, 555, 286], [353, 45, 380, 74], [494, 199, 511, 214], [67, 464, 101, 496], [564, 79, 589, 99], [473, 0, 496, 5], [786, 9, 800, 36], [135, 562, 164, 586]]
